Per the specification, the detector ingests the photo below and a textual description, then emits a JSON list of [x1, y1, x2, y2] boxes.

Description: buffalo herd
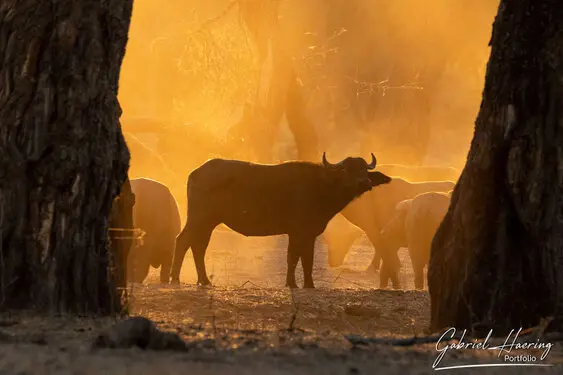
[[111, 153, 459, 290]]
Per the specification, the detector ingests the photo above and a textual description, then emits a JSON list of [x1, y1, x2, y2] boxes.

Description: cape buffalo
[[128, 178, 181, 283], [109, 178, 135, 291], [170, 153, 392, 288], [324, 214, 364, 268], [380, 191, 452, 289], [322, 164, 459, 268], [326, 178, 455, 288]]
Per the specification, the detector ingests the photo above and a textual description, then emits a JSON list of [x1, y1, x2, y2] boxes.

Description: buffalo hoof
[[197, 279, 212, 287], [196, 284, 213, 289], [170, 278, 180, 285], [303, 283, 315, 289], [285, 282, 298, 289]]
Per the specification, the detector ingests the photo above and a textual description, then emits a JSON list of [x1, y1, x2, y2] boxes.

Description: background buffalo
[[128, 178, 182, 283]]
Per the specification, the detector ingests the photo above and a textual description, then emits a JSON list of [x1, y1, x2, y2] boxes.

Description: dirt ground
[[1, 231, 562, 374]]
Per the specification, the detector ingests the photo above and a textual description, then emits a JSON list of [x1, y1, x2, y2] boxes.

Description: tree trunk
[[428, 0, 563, 334], [109, 178, 135, 295], [0, 0, 133, 314], [233, 0, 319, 162], [285, 67, 319, 162]]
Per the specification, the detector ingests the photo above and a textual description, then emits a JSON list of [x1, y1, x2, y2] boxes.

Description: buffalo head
[[322, 152, 391, 194]]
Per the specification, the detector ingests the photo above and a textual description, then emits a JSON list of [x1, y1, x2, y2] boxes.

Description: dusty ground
[[1, 231, 562, 374]]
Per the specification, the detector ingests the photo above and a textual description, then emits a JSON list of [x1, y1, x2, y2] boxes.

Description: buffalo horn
[[322, 152, 335, 167], [367, 153, 377, 170]]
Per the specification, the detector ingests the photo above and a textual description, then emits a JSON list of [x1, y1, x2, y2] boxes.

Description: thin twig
[[345, 334, 445, 347], [288, 288, 299, 331], [209, 290, 217, 340], [236, 279, 265, 289], [149, 0, 238, 54]]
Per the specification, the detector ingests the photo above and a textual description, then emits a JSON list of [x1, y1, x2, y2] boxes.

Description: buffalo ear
[[368, 171, 392, 186]]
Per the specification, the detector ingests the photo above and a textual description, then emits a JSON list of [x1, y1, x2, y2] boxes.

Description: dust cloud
[[117, 0, 499, 284]]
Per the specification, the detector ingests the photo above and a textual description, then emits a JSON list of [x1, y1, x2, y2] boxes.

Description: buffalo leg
[[413, 266, 424, 290], [409, 246, 426, 290], [285, 239, 300, 289], [191, 229, 213, 286], [379, 248, 401, 289], [300, 237, 317, 289], [160, 246, 173, 284], [379, 261, 390, 289], [391, 253, 401, 289], [389, 250, 401, 289], [367, 251, 382, 273], [170, 226, 192, 283], [365, 232, 382, 273], [380, 261, 400, 289]]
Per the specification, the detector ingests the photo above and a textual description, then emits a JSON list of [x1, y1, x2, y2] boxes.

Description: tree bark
[[0, 0, 133, 314], [429, 0, 563, 334], [109, 178, 135, 295]]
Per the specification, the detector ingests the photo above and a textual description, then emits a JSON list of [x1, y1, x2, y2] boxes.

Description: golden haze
[[117, 0, 498, 229]]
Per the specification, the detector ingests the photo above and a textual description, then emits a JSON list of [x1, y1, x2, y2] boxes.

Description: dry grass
[[1, 234, 562, 374], [1, 285, 561, 374]]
